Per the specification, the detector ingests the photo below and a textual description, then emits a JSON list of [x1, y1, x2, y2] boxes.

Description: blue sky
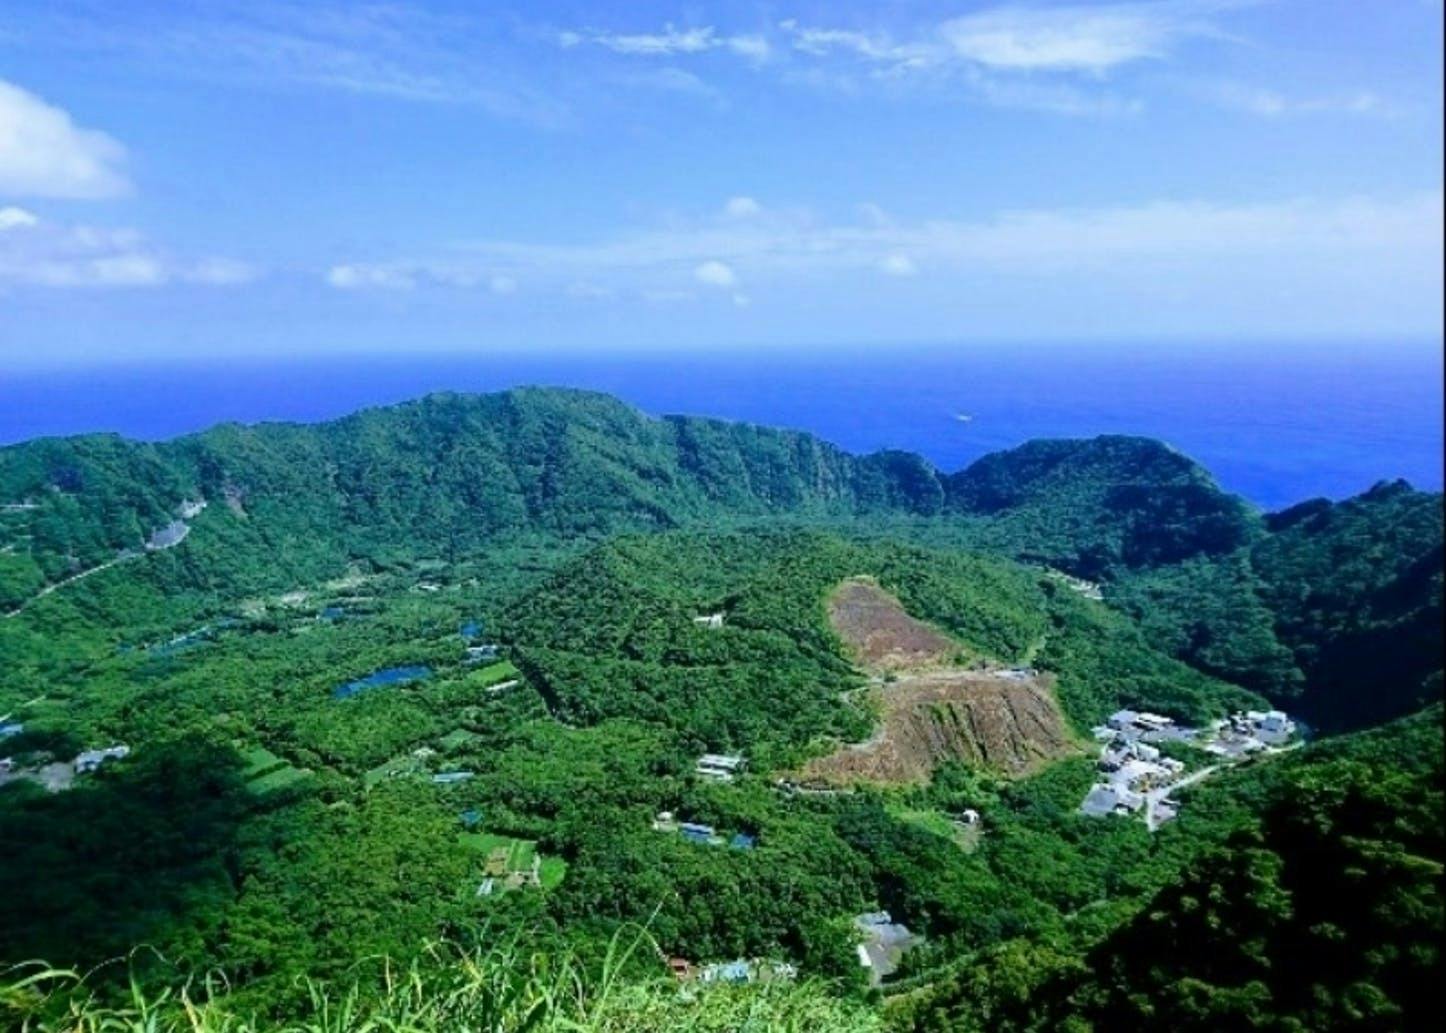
[[0, 0, 1441, 367]]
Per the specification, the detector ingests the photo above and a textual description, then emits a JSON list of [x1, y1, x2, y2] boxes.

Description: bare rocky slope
[[803, 578, 1076, 782]]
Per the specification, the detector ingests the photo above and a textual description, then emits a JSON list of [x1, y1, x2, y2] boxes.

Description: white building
[[74, 744, 130, 774], [696, 753, 745, 781]]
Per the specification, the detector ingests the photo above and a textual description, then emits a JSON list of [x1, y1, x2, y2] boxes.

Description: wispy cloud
[[938, 2, 1227, 74], [0, 79, 130, 199], [1196, 80, 1393, 118], [565, 3, 1248, 117], [0, 207, 258, 289], [559, 24, 768, 61], [318, 191, 1443, 301], [7, 2, 569, 125]]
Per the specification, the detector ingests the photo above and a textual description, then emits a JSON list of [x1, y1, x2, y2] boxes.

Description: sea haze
[[2, 343, 1440, 511]]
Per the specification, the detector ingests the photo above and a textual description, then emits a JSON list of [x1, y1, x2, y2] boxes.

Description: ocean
[[2, 343, 1440, 511]]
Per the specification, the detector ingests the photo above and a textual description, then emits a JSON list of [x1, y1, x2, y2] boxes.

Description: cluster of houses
[[1202, 710, 1297, 756], [1081, 706, 1298, 825], [667, 956, 796, 985], [1, 742, 130, 792], [1081, 710, 1195, 821]]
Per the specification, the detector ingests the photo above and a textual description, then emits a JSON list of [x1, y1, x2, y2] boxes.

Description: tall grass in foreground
[[0, 932, 880, 1033]]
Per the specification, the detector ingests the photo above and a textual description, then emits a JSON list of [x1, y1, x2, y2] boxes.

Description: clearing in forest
[[827, 578, 959, 671], [802, 579, 1076, 783]]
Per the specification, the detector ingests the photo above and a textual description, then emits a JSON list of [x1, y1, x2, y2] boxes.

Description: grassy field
[[239, 745, 313, 795], [458, 832, 567, 889], [459, 832, 535, 869], [363, 753, 423, 788], [891, 807, 979, 852]]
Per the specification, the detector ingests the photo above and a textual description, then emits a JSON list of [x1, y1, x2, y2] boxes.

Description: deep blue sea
[[2, 344, 1440, 511]]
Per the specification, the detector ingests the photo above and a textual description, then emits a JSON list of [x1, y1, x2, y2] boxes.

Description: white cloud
[[325, 262, 522, 293], [780, 22, 933, 68], [694, 260, 738, 287], [0, 210, 254, 288], [1198, 81, 1391, 118], [184, 257, 261, 285], [879, 253, 917, 277], [0, 79, 130, 199], [0, 206, 40, 230], [939, 3, 1217, 74], [326, 264, 415, 290], [724, 196, 763, 218], [562, 25, 768, 61]]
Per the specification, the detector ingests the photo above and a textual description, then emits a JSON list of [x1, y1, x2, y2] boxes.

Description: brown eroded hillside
[[803, 579, 1077, 781]]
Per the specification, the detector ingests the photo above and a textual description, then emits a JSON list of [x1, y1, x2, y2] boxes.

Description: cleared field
[[239, 745, 313, 794], [458, 832, 566, 890], [828, 578, 959, 672], [892, 807, 981, 853], [538, 856, 568, 889], [459, 832, 535, 869], [363, 754, 422, 788], [248, 766, 314, 794], [239, 745, 287, 780]]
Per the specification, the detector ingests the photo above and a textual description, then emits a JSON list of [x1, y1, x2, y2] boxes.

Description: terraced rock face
[[803, 671, 1074, 781], [805, 578, 1076, 782]]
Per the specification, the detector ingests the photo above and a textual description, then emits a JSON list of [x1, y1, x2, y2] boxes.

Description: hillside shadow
[[0, 734, 255, 976]]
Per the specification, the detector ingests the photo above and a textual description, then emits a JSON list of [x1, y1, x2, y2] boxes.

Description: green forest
[[1, 389, 1440, 1031]]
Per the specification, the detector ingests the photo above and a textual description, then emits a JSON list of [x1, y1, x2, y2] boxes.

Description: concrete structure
[[997, 667, 1037, 681], [693, 613, 725, 629], [465, 644, 500, 663], [74, 744, 129, 773], [698, 959, 796, 985], [696, 753, 745, 781], [431, 771, 474, 784], [1080, 783, 1144, 817], [146, 520, 190, 551], [679, 821, 719, 845], [854, 911, 920, 987]]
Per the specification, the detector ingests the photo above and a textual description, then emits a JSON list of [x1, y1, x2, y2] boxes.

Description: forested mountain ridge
[[1, 386, 1440, 734], [0, 389, 1251, 598]]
